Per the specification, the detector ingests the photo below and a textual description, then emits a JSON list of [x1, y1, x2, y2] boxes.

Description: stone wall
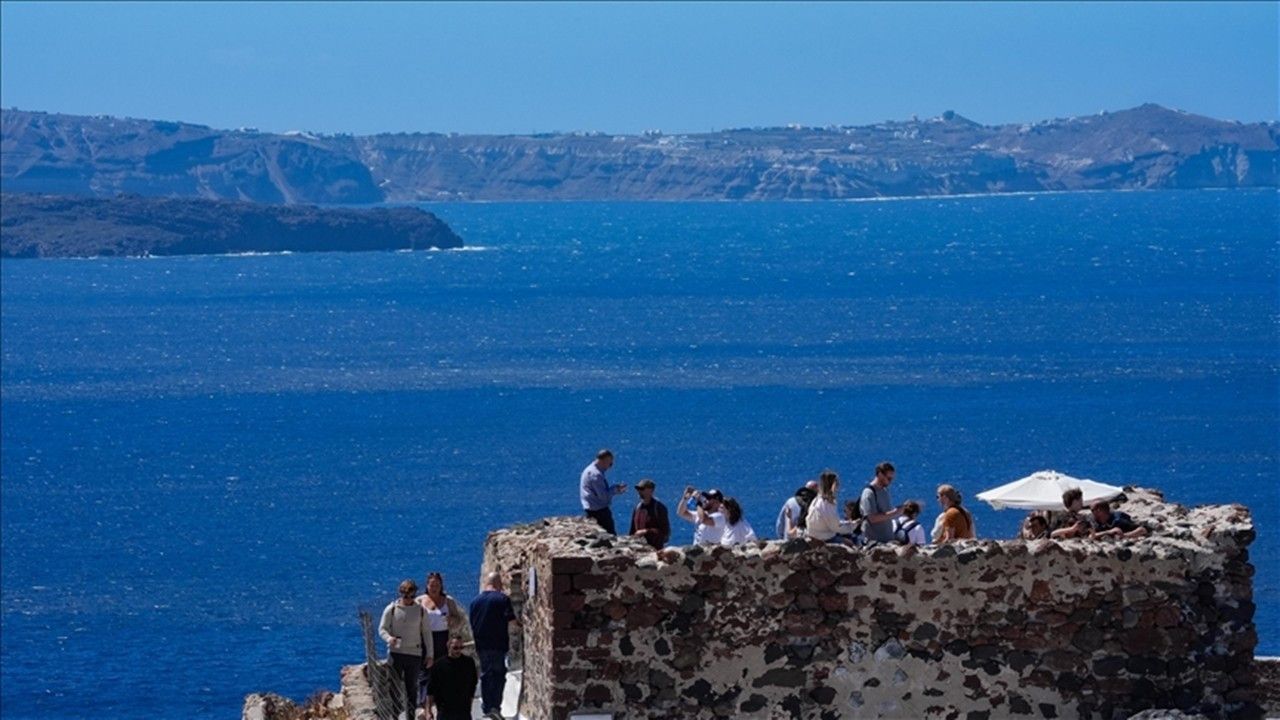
[[481, 489, 1259, 720]]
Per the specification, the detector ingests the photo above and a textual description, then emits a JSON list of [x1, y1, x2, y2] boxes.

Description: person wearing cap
[[628, 478, 671, 549], [580, 449, 627, 535], [677, 487, 727, 546], [776, 480, 819, 539]]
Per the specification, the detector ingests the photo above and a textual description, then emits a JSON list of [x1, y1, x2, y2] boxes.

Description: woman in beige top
[[805, 470, 857, 543]]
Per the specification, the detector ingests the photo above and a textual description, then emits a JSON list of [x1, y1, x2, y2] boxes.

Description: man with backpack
[[860, 461, 904, 543]]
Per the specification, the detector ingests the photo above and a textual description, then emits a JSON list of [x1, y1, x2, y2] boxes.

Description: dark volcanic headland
[[0, 193, 463, 258], [2, 104, 1276, 204]]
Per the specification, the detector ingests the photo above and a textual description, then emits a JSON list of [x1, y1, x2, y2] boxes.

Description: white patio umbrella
[[976, 470, 1123, 511]]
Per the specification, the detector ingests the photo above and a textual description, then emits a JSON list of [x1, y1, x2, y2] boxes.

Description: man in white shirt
[[677, 487, 726, 545]]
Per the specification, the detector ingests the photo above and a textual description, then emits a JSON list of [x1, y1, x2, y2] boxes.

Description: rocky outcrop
[[0, 192, 462, 258], [1256, 657, 1280, 717], [483, 488, 1260, 719], [4, 105, 1276, 204], [242, 690, 347, 720]]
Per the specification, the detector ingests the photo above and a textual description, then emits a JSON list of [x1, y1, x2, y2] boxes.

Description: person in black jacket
[[427, 635, 479, 720]]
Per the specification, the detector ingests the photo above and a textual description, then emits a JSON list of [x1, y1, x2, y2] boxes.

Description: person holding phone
[[860, 461, 903, 544], [580, 449, 627, 534], [677, 487, 727, 545]]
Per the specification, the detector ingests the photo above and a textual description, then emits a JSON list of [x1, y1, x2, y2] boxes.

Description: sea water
[[1, 191, 1276, 718]]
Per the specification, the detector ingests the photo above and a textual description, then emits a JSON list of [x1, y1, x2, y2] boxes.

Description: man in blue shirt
[[579, 449, 627, 534], [469, 572, 518, 720]]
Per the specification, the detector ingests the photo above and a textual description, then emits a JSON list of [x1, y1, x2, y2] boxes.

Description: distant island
[[2, 104, 1276, 203], [0, 193, 463, 258]]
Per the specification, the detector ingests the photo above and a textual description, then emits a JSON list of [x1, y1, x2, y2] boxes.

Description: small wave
[[428, 246, 491, 252]]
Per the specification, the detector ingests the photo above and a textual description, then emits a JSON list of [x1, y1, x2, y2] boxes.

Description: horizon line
[[5, 102, 1277, 139]]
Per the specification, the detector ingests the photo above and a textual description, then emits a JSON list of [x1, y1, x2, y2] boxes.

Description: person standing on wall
[[379, 579, 433, 720], [426, 635, 479, 720], [580, 449, 627, 534], [628, 478, 671, 549], [860, 461, 904, 544], [469, 572, 518, 720]]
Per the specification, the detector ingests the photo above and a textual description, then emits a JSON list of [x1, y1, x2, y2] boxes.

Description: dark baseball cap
[[703, 489, 724, 501], [635, 478, 656, 490]]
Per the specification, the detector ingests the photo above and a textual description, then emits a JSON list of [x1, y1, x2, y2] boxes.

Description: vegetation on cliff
[[0, 193, 463, 258]]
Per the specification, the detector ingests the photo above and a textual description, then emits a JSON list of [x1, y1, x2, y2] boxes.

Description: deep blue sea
[[2, 191, 1277, 719]]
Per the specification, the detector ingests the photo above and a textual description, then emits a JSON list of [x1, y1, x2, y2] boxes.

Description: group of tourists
[[580, 450, 1150, 549], [580, 451, 978, 548], [378, 571, 516, 720], [376, 452, 1152, 720], [1018, 486, 1149, 541]]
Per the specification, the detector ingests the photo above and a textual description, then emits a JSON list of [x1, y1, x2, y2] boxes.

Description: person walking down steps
[[469, 572, 519, 720], [379, 579, 433, 720]]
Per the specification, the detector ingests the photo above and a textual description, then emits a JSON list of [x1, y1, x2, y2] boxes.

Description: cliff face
[[1, 112, 383, 204], [4, 105, 1277, 204], [0, 193, 463, 258]]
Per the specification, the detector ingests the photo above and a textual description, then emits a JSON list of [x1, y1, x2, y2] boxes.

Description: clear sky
[[1, 1, 1276, 135]]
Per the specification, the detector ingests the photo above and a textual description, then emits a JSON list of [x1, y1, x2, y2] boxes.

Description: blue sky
[[1, 1, 1275, 135]]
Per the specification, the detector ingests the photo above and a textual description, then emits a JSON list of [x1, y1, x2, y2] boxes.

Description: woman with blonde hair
[[934, 484, 976, 542], [805, 469, 858, 544]]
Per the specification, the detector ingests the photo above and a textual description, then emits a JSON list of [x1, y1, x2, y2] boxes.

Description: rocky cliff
[[4, 105, 1276, 204], [0, 193, 462, 258]]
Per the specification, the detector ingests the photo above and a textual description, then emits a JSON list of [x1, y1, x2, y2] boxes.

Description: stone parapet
[[481, 488, 1259, 720]]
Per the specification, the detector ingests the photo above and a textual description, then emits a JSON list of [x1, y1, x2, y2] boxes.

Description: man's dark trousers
[[477, 649, 507, 715], [585, 507, 616, 534]]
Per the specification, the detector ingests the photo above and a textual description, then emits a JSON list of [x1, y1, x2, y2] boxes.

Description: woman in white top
[[805, 470, 857, 543], [720, 497, 757, 546], [415, 572, 474, 707], [677, 487, 728, 545]]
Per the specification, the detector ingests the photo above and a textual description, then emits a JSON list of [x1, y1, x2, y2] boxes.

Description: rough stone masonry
[[481, 488, 1261, 720]]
